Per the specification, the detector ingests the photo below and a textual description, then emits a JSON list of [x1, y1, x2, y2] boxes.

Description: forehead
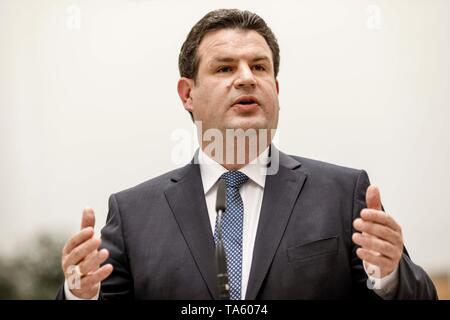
[[197, 29, 273, 64]]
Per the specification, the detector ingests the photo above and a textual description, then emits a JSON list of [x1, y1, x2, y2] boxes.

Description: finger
[[360, 232, 382, 256], [353, 219, 402, 245], [356, 248, 393, 270], [63, 227, 94, 255], [360, 209, 401, 232], [79, 264, 114, 289], [81, 207, 95, 230], [64, 237, 101, 269], [78, 249, 109, 276], [366, 185, 382, 210], [352, 233, 397, 259], [76, 250, 99, 275]]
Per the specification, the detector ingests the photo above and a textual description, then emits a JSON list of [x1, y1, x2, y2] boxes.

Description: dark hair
[[179, 9, 280, 80]]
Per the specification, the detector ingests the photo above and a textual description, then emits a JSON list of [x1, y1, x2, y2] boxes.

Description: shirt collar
[[198, 147, 269, 195]]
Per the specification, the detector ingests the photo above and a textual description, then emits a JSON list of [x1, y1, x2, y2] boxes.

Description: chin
[[226, 117, 268, 131]]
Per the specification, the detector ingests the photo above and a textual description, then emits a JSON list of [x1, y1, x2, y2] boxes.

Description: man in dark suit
[[58, 9, 437, 300]]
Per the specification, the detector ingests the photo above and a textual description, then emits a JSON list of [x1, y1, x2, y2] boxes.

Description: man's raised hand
[[61, 208, 113, 299], [352, 186, 404, 278]]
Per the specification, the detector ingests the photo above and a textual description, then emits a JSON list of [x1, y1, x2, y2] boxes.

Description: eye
[[217, 66, 233, 73], [253, 64, 266, 71]]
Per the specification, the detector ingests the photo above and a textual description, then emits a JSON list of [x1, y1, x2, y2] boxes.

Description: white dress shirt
[[65, 147, 398, 299], [198, 147, 269, 300]]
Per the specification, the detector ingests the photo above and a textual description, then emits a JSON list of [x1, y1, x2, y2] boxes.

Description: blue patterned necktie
[[214, 171, 249, 300]]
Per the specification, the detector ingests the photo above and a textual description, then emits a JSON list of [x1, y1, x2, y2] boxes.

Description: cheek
[[262, 83, 280, 109], [200, 86, 228, 111], [192, 90, 209, 115]]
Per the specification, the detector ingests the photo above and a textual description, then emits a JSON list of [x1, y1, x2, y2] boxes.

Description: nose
[[233, 65, 257, 89]]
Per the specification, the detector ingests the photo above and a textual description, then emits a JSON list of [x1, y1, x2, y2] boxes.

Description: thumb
[[81, 207, 95, 230], [366, 185, 382, 210]]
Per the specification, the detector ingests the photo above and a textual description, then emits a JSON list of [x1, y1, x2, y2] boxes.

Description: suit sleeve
[[98, 194, 134, 299], [350, 170, 438, 300]]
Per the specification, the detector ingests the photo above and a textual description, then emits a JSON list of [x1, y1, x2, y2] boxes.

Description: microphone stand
[[215, 180, 230, 300]]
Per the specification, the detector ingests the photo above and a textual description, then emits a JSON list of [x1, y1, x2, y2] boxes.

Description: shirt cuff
[[64, 279, 100, 300], [364, 263, 399, 299]]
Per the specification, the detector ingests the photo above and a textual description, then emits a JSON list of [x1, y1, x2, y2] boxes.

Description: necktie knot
[[220, 171, 249, 189]]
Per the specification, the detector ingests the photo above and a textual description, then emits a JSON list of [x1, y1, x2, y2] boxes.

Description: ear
[[177, 77, 194, 113], [276, 79, 280, 110]]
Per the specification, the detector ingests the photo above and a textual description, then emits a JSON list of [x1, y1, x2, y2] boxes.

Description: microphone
[[215, 179, 230, 300]]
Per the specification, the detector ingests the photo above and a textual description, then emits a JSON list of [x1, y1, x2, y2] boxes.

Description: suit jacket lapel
[[164, 162, 219, 299], [245, 149, 307, 299]]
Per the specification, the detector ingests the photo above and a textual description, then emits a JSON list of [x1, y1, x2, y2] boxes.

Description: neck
[[199, 131, 273, 170]]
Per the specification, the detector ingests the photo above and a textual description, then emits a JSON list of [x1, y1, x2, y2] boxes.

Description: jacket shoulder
[[112, 164, 190, 201], [289, 154, 366, 182]]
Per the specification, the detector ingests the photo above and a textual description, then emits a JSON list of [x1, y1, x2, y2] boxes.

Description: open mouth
[[236, 98, 257, 105], [233, 95, 259, 107], [233, 96, 259, 106], [232, 96, 260, 114]]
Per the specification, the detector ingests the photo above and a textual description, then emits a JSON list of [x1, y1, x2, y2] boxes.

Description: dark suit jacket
[[57, 148, 437, 299]]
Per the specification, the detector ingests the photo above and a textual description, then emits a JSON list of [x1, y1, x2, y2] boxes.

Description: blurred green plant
[[0, 233, 65, 299]]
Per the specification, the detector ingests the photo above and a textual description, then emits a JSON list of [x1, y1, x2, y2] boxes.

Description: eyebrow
[[210, 55, 271, 64]]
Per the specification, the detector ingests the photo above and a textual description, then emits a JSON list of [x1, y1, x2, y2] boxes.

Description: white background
[[0, 0, 449, 274]]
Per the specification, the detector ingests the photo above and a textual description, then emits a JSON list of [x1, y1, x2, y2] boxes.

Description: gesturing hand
[[352, 186, 403, 278], [61, 208, 113, 299]]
